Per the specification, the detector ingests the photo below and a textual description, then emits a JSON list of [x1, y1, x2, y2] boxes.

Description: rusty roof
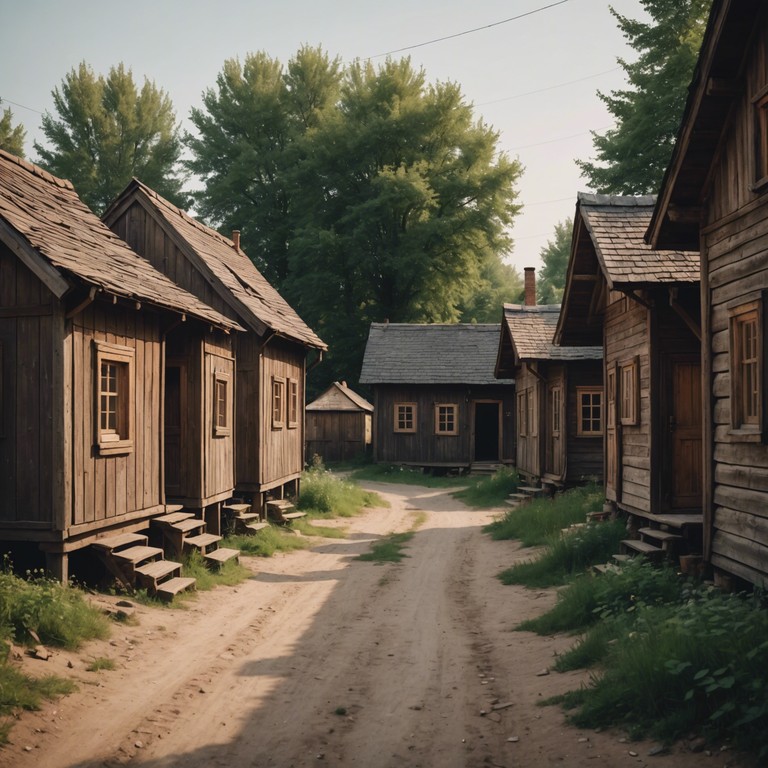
[[105, 179, 325, 349], [307, 381, 373, 413], [0, 150, 240, 329], [579, 194, 699, 286]]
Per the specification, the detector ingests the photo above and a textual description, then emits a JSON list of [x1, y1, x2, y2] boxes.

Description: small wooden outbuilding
[[495, 290, 603, 489], [305, 381, 373, 464], [359, 323, 515, 470], [556, 194, 701, 521], [647, 0, 768, 587], [0, 151, 238, 578], [103, 180, 326, 513]]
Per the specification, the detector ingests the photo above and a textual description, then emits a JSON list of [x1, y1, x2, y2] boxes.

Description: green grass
[[498, 519, 626, 588], [180, 550, 251, 591], [453, 467, 519, 508], [356, 531, 415, 563], [484, 484, 604, 546], [298, 467, 386, 517], [291, 518, 347, 538], [225, 526, 313, 557], [350, 464, 470, 488], [86, 656, 116, 672]]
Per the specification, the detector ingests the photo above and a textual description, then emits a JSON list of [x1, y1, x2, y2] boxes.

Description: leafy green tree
[[577, 0, 711, 194], [186, 46, 342, 285], [0, 106, 25, 157], [459, 255, 523, 322], [35, 62, 187, 214], [187, 52, 522, 386], [537, 218, 572, 304]]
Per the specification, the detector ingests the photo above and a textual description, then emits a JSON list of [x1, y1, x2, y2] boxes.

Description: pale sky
[[0, 0, 647, 274]]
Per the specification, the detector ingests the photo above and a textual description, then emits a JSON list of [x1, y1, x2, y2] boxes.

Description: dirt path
[[2, 483, 745, 768]]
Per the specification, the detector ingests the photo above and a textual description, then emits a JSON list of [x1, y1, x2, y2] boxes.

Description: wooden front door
[[666, 358, 702, 510], [545, 383, 564, 477], [473, 401, 500, 462], [164, 362, 187, 496]]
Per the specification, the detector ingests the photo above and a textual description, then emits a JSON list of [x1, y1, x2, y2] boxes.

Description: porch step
[[638, 527, 682, 546], [204, 547, 240, 568], [508, 493, 531, 502], [184, 533, 222, 553], [593, 562, 621, 575], [164, 504, 185, 514], [169, 518, 206, 535], [518, 485, 544, 495], [156, 577, 196, 602], [135, 559, 182, 591], [621, 539, 664, 560], [635, 513, 703, 530], [112, 545, 164, 566], [91, 532, 148, 552], [612, 553, 631, 564], [153, 511, 195, 526], [266, 499, 305, 524], [231, 511, 260, 522], [224, 503, 252, 515], [245, 522, 269, 533]]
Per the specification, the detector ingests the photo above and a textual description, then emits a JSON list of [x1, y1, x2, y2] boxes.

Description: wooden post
[[45, 551, 69, 584], [204, 502, 221, 536]]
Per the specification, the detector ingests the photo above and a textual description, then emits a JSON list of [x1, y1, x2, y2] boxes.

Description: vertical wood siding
[[306, 411, 369, 464]]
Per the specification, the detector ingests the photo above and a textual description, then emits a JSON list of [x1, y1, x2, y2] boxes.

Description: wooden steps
[[621, 538, 664, 561], [204, 547, 240, 568], [184, 532, 222, 553], [112, 545, 164, 566], [156, 577, 196, 602], [266, 498, 306, 525], [153, 511, 195, 526], [244, 521, 269, 533], [92, 532, 148, 551], [135, 558, 182, 590], [224, 502, 269, 535]]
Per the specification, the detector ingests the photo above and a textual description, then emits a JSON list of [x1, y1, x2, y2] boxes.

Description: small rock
[[199, 687, 207, 694], [479, 710, 487, 716], [507, 736, 519, 743], [536, 668, 549, 676], [648, 745, 669, 756], [316, 753, 325, 760], [116, 599, 133, 608], [24, 746, 33, 752], [628, 751, 638, 757], [134, 741, 143, 749], [578, 737, 589, 743], [67, 660, 74, 669], [32, 645, 51, 661]]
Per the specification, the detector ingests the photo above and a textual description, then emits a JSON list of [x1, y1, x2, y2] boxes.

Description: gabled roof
[[0, 150, 239, 329], [495, 304, 602, 378], [359, 323, 513, 385], [649, 0, 763, 249], [103, 179, 325, 350], [307, 381, 373, 413], [555, 194, 699, 346]]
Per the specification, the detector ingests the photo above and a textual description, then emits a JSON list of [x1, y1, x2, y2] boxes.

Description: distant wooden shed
[[0, 151, 237, 578], [103, 180, 326, 513], [305, 381, 373, 464], [359, 323, 515, 470]]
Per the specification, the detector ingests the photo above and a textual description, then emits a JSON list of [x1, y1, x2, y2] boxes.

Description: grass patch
[[484, 484, 603, 546], [86, 656, 116, 672], [291, 518, 347, 538], [356, 531, 415, 563], [453, 468, 519, 508], [298, 467, 386, 517], [179, 550, 251, 592], [351, 464, 470, 488], [499, 519, 626, 588], [225, 525, 312, 558]]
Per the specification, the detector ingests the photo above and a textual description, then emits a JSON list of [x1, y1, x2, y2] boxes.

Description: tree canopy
[[537, 218, 572, 304], [35, 62, 187, 214], [0, 106, 25, 158], [186, 49, 522, 389], [577, 0, 711, 194]]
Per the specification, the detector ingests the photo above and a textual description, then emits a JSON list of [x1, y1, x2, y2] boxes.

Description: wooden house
[[647, 0, 768, 587], [305, 381, 373, 464], [359, 323, 515, 470], [103, 180, 326, 513], [495, 275, 603, 488], [555, 194, 701, 529], [0, 150, 239, 579]]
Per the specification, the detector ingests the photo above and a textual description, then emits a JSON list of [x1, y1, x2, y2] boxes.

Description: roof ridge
[[0, 149, 75, 191], [577, 191, 656, 207]]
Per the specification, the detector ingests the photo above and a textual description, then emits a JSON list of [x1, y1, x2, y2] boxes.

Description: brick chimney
[[524, 267, 536, 306], [231, 230, 241, 250]]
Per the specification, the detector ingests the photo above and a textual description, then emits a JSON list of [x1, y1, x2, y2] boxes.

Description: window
[[394, 402, 417, 433], [577, 387, 603, 436], [213, 371, 230, 436], [435, 403, 458, 435], [754, 88, 768, 185], [517, 391, 527, 437], [272, 376, 285, 429], [94, 341, 134, 455], [620, 358, 639, 426], [729, 299, 763, 434], [550, 386, 562, 436], [288, 379, 299, 429]]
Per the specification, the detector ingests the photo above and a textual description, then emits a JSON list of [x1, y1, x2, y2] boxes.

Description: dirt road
[[3, 483, 744, 768]]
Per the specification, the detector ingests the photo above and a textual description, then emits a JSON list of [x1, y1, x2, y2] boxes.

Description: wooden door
[[667, 358, 702, 510], [473, 401, 500, 461], [164, 363, 186, 496], [605, 364, 620, 500]]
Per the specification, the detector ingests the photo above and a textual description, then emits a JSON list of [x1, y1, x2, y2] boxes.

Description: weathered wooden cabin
[[647, 0, 768, 587], [305, 381, 373, 464], [495, 279, 603, 488], [556, 194, 701, 527], [0, 151, 239, 579], [359, 323, 515, 470], [103, 180, 326, 512]]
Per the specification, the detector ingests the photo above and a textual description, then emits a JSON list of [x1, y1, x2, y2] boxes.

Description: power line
[[370, 0, 572, 59], [509, 125, 611, 151], [0, 96, 44, 115]]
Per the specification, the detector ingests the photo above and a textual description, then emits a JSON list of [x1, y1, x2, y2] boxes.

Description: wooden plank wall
[[604, 295, 651, 513], [70, 302, 164, 532], [0, 245, 57, 528], [306, 411, 368, 464], [515, 368, 541, 479], [702, 13, 768, 587], [373, 384, 515, 466], [234, 334, 261, 489]]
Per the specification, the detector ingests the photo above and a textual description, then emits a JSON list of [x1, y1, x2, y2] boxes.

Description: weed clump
[[453, 467, 519, 508], [299, 464, 384, 517]]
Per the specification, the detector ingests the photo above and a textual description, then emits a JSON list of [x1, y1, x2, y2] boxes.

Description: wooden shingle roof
[[306, 381, 373, 413], [495, 304, 602, 378], [104, 179, 325, 349], [0, 150, 240, 329], [359, 323, 512, 385]]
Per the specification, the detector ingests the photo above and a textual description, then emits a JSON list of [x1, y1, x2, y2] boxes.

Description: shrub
[[453, 468, 519, 508], [298, 468, 383, 517]]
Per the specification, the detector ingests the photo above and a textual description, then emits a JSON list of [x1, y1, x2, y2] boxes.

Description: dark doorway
[[474, 402, 500, 461]]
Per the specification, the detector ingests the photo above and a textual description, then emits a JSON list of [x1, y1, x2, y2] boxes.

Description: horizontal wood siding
[[702, 16, 768, 586], [605, 295, 651, 512], [0, 245, 57, 528], [70, 302, 163, 530], [373, 384, 514, 466], [306, 411, 368, 464]]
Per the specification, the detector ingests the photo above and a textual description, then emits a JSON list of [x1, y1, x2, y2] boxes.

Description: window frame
[[576, 386, 603, 437], [288, 378, 299, 429], [753, 85, 768, 189], [94, 340, 134, 456], [272, 376, 285, 430], [549, 384, 562, 437], [434, 403, 459, 436], [213, 370, 231, 437], [394, 402, 417, 433], [619, 357, 640, 427], [517, 390, 528, 437], [728, 297, 764, 438]]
